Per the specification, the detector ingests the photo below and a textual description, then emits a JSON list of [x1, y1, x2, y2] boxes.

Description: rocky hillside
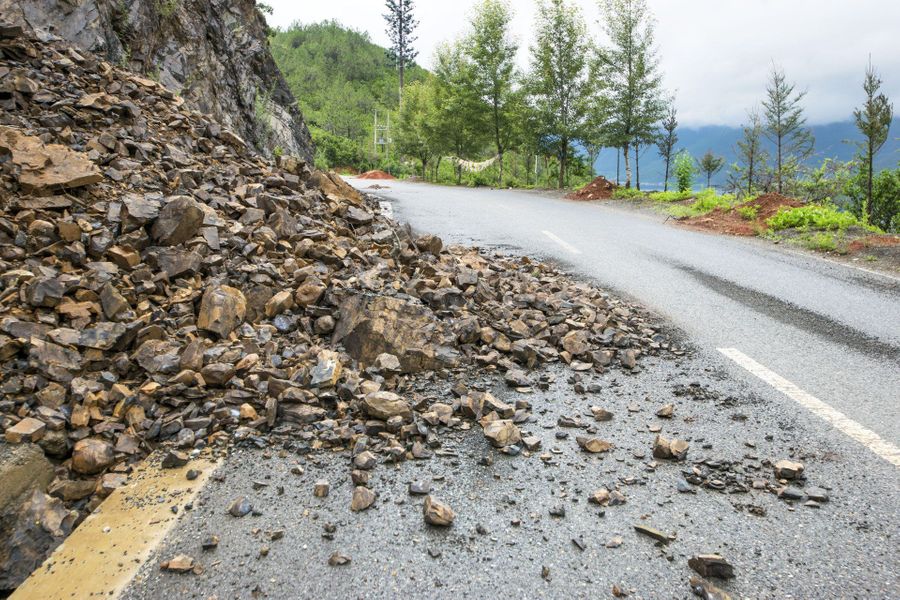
[[0, 0, 314, 161]]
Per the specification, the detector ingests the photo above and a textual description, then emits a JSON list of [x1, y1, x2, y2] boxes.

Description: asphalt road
[[115, 179, 900, 600], [353, 179, 900, 449]]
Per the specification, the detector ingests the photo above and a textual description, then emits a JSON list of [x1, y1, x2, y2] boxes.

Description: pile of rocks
[[0, 21, 671, 586]]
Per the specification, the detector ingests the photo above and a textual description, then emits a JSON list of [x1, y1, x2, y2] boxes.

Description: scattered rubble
[[689, 554, 735, 579], [423, 495, 455, 526]]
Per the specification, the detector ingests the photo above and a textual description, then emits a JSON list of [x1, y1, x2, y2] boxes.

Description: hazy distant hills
[[592, 118, 900, 190]]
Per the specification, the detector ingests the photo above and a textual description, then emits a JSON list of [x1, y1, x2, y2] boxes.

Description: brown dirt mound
[[567, 176, 617, 200], [682, 193, 803, 236], [358, 170, 396, 180]]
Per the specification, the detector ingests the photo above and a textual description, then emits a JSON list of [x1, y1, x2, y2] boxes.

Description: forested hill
[[594, 118, 900, 190], [270, 21, 427, 154]]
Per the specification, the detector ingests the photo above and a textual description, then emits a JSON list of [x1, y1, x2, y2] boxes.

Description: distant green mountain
[[594, 118, 900, 190], [270, 21, 427, 150]]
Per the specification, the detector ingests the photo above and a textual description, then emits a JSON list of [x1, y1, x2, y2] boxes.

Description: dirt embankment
[[681, 193, 802, 236]]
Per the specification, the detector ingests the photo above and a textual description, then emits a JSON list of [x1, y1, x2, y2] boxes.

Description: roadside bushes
[[612, 188, 646, 200], [768, 203, 865, 231], [649, 190, 693, 202], [673, 151, 696, 193]]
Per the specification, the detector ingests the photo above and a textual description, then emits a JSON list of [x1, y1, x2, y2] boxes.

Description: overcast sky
[[265, 0, 900, 128]]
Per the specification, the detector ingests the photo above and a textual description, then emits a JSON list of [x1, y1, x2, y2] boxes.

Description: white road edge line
[[718, 347, 900, 468], [542, 230, 582, 255]]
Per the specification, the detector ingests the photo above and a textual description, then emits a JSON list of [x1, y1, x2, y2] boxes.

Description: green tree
[[673, 150, 695, 193], [594, 0, 666, 189], [732, 108, 768, 196], [433, 40, 489, 183], [466, 0, 519, 186], [853, 59, 893, 224], [762, 64, 814, 194], [656, 104, 677, 191], [528, 0, 591, 189], [580, 94, 611, 179], [698, 150, 725, 189], [384, 0, 419, 104], [396, 80, 437, 177]]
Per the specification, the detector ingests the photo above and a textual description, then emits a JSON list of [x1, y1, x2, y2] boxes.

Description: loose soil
[[567, 175, 617, 200], [680, 193, 802, 236], [357, 170, 396, 180]]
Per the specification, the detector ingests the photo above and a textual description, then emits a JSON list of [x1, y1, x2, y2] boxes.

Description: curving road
[[352, 178, 900, 451]]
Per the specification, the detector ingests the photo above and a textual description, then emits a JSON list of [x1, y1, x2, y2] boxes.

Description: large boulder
[[332, 294, 457, 373], [151, 197, 204, 246], [197, 285, 247, 338]]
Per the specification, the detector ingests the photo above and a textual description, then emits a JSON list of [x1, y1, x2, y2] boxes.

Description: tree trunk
[[747, 155, 754, 197], [623, 142, 632, 189], [635, 144, 640, 191], [663, 155, 671, 192], [867, 140, 874, 223], [776, 134, 783, 194], [707, 172, 711, 189], [616, 149, 620, 186], [558, 138, 567, 190]]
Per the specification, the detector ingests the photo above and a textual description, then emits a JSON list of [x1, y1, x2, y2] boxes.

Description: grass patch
[[796, 231, 850, 254], [648, 190, 693, 202], [767, 204, 869, 232], [612, 188, 647, 200], [667, 189, 738, 218]]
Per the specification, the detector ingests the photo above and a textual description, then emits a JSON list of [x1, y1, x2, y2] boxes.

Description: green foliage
[[668, 189, 737, 218], [270, 21, 428, 170], [648, 190, 692, 202], [256, 2, 273, 15], [466, 0, 519, 184], [311, 127, 367, 170], [796, 158, 855, 204], [253, 88, 273, 144], [737, 205, 759, 221], [762, 65, 814, 194], [673, 151, 695, 193], [698, 150, 725, 188], [853, 60, 894, 225], [595, 0, 666, 189], [767, 203, 865, 231], [802, 232, 841, 252], [851, 167, 900, 232], [528, 0, 591, 189], [613, 188, 646, 200], [156, 0, 179, 18]]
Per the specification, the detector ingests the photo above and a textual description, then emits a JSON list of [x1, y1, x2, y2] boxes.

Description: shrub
[[737, 205, 759, 221], [648, 190, 693, 202], [673, 151, 696, 193], [767, 203, 866, 231], [310, 127, 366, 170], [667, 189, 738, 218], [612, 188, 646, 200]]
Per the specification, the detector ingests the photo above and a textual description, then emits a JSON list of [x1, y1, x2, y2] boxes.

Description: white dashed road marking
[[542, 230, 582, 255], [719, 347, 900, 467]]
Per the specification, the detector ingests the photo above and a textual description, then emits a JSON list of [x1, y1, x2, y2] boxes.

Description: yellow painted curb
[[11, 454, 221, 600]]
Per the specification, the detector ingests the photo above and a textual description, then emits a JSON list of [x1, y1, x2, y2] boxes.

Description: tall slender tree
[[466, 0, 518, 186], [594, 0, 666, 189], [734, 108, 768, 196], [853, 58, 893, 223], [529, 0, 591, 189], [656, 104, 677, 191], [384, 0, 419, 105], [433, 40, 489, 183], [762, 64, 814, 194]]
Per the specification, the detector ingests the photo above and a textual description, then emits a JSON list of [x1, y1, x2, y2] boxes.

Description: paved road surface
[[108, 179, 900, 600], [353, 179, 900, 450]]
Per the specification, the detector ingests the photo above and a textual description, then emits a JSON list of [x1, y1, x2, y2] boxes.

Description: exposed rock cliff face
[[0, 0, 314, 161]]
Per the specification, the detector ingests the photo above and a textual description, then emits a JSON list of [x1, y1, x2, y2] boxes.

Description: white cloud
[[266, 0, 900, 126]]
